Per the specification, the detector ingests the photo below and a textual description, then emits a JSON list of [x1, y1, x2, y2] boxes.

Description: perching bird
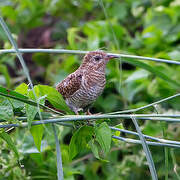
[[56, 51, 119, 114]]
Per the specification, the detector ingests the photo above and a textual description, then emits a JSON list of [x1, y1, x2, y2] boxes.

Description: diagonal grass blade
[[131, 116, 158, 180], [52, 124, 64, 180]]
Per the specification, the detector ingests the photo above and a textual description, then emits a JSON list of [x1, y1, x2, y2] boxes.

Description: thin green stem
[[1, 114, 180, 129], [110, 127, 180, 146], [99, 0, 122, 93], [112, 136, 180, 148], [131, 116, 158, 180], [163, 122, 169, 180], [52, 124, 64, 180], [0, 91, 64, 115], [108, 93, 180, 115], [0, 48, 180, 65]]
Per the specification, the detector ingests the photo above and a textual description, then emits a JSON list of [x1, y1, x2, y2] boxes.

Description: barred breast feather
[[56, 69, 106, 113]]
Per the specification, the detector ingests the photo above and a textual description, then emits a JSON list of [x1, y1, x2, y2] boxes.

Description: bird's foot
[[85, 109, 101, 126], [86, 109, 102, 116], [74, 108, 83, 115]]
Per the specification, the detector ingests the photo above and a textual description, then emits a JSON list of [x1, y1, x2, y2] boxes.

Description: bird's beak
[[106, 54, 119, 60]]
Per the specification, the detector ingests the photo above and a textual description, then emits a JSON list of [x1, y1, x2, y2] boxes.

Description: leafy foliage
[[69, 126, 94, 160], [95, 122, 112, 156], [0, 131, 19, 159]]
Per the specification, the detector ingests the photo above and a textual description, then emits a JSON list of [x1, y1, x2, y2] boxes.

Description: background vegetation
[[0, 0, 180, 179]]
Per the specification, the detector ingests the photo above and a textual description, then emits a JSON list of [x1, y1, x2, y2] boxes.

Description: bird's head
[[80, 51, 119, 72]]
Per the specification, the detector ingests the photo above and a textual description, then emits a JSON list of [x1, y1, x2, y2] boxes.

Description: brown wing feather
[[56, 71, 82, 99]]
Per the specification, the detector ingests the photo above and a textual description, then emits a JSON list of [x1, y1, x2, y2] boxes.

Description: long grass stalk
[[132, 117, 180, 122], [1, 116, 180, 123], [1, 114, 180, 129], [112, 136, 180, 148], [1, 86, 180, 120], [52, 124, 64, 180], [1, 117, 179, 147], [162, 122, 169, 180], [0, 16, 43, 125], [0, 48, 180, 65], [108, 93, 180, 115], [110, 127, 180, 145], [99, 0, 122, 92], [1, 116, 180, 149], [131, 116, 158, 180]]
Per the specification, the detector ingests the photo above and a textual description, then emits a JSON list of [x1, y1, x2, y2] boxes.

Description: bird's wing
[[56, 71, 82, 98]]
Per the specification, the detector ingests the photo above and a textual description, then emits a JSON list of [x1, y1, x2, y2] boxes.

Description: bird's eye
[[94, 56, 101, 61]]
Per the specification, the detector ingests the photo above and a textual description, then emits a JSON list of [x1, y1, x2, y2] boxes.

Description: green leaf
[[30, 124, 44, 152], [0, 85, 36, 111], [89, 139, 100, 159], [25, 88, 38, 129], [36, 85, 71, 113], [95, 122, 112, 155], [0, 105, 14, 121], [25, 104, 37, 129], [0, 131, 19, 159], [112, 124, 123, 143], [15, 83, 28, 95], [9, 83, 29, 110], [0, 95, 14, 121], [115, 123, 124, 130], [123, 59, 180, 88], [0, 86, 58, 114], [69, 126, 94, 160], [0, 95, 14, 120], [0, 86, 29, 100]]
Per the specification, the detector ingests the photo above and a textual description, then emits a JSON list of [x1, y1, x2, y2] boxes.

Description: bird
[[56, 51, 119, 114]]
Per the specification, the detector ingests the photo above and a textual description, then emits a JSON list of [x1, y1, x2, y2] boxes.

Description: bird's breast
[[82, 72, 105, 102], [67, 71, 106, 109], [82, 71, 106, 95]]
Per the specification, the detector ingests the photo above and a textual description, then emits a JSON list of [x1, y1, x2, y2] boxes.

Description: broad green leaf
[[25, 89, 38, 129], [29, 85, 46, 105], [9, 83, 29, 109], [0, 131, 19, 159], [112, 124, 123, 143], [0, 95, 14, 121], [15, 83, 28, 95], [36, 85, 71, 113], [25, 104, 37, 129], [0, 86, 56, 114], [95, 122, 112, 155], [123, 59, 180, 88], [115, 123, 124, 130], [0, 86, 29, 100], [0, 105, 14, 121], [89, 139, 100, 159], [69, 126, 94, 160], [25, 86, 46, 129], [30, 124, 44, 152]]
